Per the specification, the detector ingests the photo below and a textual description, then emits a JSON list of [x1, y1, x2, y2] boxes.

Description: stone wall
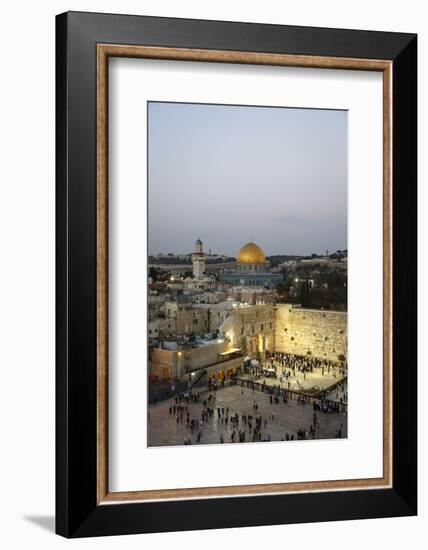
[[275, 304, 347, 362], [176, 308, 210, 336], [160, 302, 210, 336], [220, 304, 276, 356], [180, 341, 227, 372], [150, 303, 348, 381], [150, 348, 178, 379], [150, 340, 230, 380], [207, 306, 231, 333]]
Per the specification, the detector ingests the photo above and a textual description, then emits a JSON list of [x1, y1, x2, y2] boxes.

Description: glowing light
[[225, 331, 234, 343]]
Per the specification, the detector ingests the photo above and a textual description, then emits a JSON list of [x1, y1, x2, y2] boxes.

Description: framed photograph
[[56, 11, 417, 537]]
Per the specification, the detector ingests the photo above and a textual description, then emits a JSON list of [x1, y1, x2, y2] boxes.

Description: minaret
[[192, 238, 206, 279]]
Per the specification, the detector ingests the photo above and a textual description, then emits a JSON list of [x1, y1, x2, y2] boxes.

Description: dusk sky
[[148, 102, 347, 257]]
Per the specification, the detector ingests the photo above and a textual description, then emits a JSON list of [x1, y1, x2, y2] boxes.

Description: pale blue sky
[[148, 102, 347, 257]]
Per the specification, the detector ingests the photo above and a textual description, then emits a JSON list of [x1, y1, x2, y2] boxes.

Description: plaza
[[148, 383, 347, 447], [239, 362, 347, 398]]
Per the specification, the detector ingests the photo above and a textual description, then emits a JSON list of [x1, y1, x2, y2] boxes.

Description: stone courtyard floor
[[148, 384, 347, 447]]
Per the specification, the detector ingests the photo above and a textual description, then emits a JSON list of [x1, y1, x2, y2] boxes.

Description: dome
[[237, 242, 266, 264]]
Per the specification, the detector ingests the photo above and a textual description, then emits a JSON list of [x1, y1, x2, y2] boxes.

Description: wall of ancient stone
[[207, 307, 231, 333], [150, 340, 230, 380], [150, 303, 347, 381], [220, 304, 276, 355], [275, 304, 347, 362], [150, 348, 177, 380], [181, 340, 227, 372]]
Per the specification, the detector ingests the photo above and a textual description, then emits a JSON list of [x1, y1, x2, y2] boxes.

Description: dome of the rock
[[237, 242, 266, 264]]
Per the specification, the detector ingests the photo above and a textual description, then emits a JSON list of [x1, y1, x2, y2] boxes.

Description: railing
[[190, 369, 207, 388], [148, 380, 189, 404], [235, 377, 347, 412], [184, 353, 243, 375]]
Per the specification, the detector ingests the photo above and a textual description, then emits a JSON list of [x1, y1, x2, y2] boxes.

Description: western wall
[[150, 303, 347, 381], [222, 303, 347, 363], [274, 304, 347, 362]]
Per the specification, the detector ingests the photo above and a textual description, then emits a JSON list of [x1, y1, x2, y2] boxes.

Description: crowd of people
[[270, 351, 347, 376], [152, 351, 349, 446], [238, 377, 347, 413], [313, 399, 342, 414], [163, 382, 345, 446], [246, 352, 346, 380], [321, 379, 348, 404], [243, 351, 348, 399]]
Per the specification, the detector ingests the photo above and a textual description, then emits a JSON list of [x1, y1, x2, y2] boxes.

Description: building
[[150, 301, 347, 381], [148, 239, 347, 383], [150, 337, 243, 381], [183, 275, 216, 292], [219, 241, 283, 288], [192, 238, 206, 278]]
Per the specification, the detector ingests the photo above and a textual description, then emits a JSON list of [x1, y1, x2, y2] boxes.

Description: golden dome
[[237, 242, 266, 264]]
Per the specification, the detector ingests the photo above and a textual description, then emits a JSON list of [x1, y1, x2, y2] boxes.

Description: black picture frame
[[56, 11, 417, 538]]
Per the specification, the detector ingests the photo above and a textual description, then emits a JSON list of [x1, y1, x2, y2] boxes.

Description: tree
[[149, 266, 159, 282], [276, 281, 288, 302], [299, 279, 311, 307]]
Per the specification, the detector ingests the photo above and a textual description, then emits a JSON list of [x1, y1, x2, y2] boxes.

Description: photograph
[[0, 2, 420, 545], [147, 101, 348, 447]]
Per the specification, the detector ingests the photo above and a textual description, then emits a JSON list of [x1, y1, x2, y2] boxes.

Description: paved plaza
[[148, 384, 347, 447], [325, 379, 348, 403]]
